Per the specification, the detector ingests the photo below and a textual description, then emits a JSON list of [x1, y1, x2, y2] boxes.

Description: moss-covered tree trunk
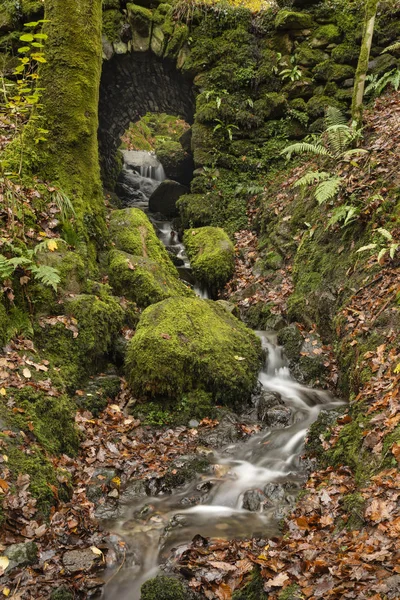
[[28, 0, 106, 244], [351, 0, 379, 127]]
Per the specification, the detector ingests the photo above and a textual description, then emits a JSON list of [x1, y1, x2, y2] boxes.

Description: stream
[[102, 153, 343, 599]]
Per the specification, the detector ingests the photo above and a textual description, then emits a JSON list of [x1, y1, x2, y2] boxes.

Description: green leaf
[[357, 243, 377, 253], [31, 42, 45, 48], [389, 244, 399, 259], [18, 46, 31, 53], [377, 248, 387, 264], [30, 265, 61, 291], [19, 33, 34, 42], [33, 33, 48, 40], [377, 227, 393, 241], [24, 21, 40, 27]]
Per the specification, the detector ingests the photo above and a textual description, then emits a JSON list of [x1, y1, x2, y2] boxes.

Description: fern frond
[[32, 238, 66, 256], [280, 143, 330, 159], [325, 124, 353, 157], [324, 106, 347, 128], [293, 170, 330, 187], [382, 41, 400, 54], [314, 176, 342, 204], [0, 255, 15, 279], [341, 148, 368, 160], [30, 265, 60, 291], [327, 205, 359, 228], [52, 190, 76, 222]]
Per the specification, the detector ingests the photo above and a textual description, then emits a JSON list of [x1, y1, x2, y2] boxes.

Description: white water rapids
[[102, 332, 343, 599]]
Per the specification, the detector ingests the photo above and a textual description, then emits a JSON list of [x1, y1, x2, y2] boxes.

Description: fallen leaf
[[47, 239, 58, 251], [0, 556, 9, 572], [22, 368, 32, 379]]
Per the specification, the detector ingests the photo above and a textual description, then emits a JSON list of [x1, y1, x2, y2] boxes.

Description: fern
[[280, 143, 330, 159], [382, 41, 400, 54], [365, 69, 400, 97], [30, 265, 61, 291], [52, 190, 76, 222], [294, 171, 330, 187], [324, 106, 347, 128], [327, 205, 359, 228], [314, 176, 342, 205]]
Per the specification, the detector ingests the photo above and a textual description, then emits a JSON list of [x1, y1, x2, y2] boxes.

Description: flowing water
[[102, 332, 343, 599], [104, 153, 343, 598]]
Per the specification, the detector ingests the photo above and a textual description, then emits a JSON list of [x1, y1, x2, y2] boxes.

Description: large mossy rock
[[125, 297, 263, 405], [275, 10, 314, 30], [183, 227, 235, 296], [108, 208, 192, 306]]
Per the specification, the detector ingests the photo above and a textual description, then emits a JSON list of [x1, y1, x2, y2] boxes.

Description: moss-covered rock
[[331, 43, 360, 65], [306, 95, 342, 118], [313, 60, 355, 82], [140, 575, 189, 600], [311, 24, 341, 47], [109, 249, 192, 307], [183, 227, 235, 296], [275, 10, 314, 30], [295, 45, 329, 67], [127, 3, 153, 51], [50, 588, 74, 600], [232, 568, 268, 600], [7, 388, 79, 456], [177, 193, 215, 229], [102, 9, 124, 43], [125, 296, 263, 405], [35, 292, 124, 391]]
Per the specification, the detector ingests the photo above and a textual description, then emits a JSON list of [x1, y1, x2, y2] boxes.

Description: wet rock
[[199, 410, 240, 447], [277, 325, 328, 386], [146, 455, 211, 495], [257, 391, 283, 421], [263, 482, 286, 503], [277, 324, 303, 361], [242, 489, 269, 512], [75, 373, 121, 417], [119, 479, 148, 505], [140, 574, 192, 600], [86, 467, 117, 501], [4, 542, 38, 571], [263, 405, 292, 428], [149, 180, 189, 218], [62, 548, 101, 573]]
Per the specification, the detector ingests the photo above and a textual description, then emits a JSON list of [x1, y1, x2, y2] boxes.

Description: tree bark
[[351, 0, 379, 128]]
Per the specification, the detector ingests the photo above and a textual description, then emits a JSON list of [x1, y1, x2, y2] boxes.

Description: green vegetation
[[126, 296, 263, 405], [141, 575, 188, 600], [183, 226, 235, 295]]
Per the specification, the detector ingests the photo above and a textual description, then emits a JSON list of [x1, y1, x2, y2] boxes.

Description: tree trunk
[[351, 0, 379, 128]]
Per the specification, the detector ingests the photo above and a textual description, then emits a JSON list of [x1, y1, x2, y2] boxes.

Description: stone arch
[[98, 51, 195, 183]]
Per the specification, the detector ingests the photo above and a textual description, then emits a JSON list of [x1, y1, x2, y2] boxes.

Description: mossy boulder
[[254, 92, 287, 120], [102, 9, 124, 43], [4, 542, 38, 571], [331, 43, 360, 65], [108, 249, 192, 307], [275, 10, 314, 30], [125, 296, 263, 405], [149, 180, 189, 218], [183, 227, 235, 296], [307, 95, 342, 119], [155, 139, 194, 186]]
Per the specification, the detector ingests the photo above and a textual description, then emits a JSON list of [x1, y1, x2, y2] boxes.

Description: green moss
[[342, 492, 365, 530], [108, 249, 192, 308], [275, 10, 314, 30], [165, 22, 189, 58], [21, 0, 45, 19], [141, 575, 188, 600], [183, 227, 235, 295], [0, 301, 7, 347], [178, 193, 215, 229], [35, 292, 124, 391], [232, 568, 268, 600], [253, 92, 287, 120], [191, 123, 216, 167], [6, 0, 107, 248], [5, 442, 71, 514], [311, 24, 342, 46], [8, 388, 79, 456], [278, 585, 303, 600], [50, 588, 73, 600], [102, 9, 123, 42], [306, 94, 343, 119], [295, 45, 328, 67], [125, 296, 263, 405], [133, 389, 215, 426], [127, 3, 153, 36], [313, 60, 355, 83], [331, 43, 360, 65]]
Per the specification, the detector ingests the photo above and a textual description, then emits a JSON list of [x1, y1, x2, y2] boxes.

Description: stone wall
[[99, 51, 195, 180]]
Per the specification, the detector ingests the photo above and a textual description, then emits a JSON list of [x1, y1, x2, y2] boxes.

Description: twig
[[103, 547, 127, 586]]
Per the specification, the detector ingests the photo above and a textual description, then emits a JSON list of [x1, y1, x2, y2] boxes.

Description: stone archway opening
[[98, 51, 195, 186]]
